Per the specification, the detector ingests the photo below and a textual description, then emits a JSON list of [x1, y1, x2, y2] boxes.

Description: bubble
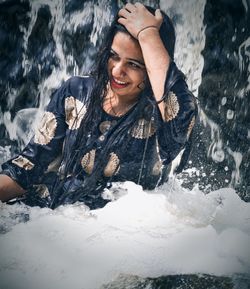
[[221, 97, 227, 105], [226, 109, 234, 120], [212, 147, 225, 163]]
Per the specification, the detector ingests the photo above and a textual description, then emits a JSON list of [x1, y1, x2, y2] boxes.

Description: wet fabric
[[1, 62, 197, 209]]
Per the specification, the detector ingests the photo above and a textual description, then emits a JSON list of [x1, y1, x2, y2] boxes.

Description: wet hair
[[50, 7, 176, 208]]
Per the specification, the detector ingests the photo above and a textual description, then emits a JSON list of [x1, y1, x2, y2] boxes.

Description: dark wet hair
[[50, 7, 176, 208]]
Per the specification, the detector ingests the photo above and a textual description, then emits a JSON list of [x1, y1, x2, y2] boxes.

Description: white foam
[[0, 180, 249, 289]]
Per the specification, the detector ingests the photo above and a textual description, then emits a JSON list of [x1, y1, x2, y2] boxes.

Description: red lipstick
[[110, 77, 128, 89]]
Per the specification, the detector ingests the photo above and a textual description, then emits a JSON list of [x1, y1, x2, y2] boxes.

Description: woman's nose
[[112, 61, 126, 78]]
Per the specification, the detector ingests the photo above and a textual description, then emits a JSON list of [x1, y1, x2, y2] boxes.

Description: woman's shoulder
[[164, 62, 197, 115], [52, 75, 95, 103], [66, 75, 95, 93], [167, 63, 195, 99]]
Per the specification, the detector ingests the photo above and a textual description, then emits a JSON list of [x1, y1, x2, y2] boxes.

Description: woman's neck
[[103, 89, 138, 117]]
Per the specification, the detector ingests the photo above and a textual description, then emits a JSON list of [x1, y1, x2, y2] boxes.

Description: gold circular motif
[[104, 152, 120, 177], [34, 111, 57, 145], [81, 149, 96, 174], [65, 96, 87, 130], [12, 156, 34, 170], [164, 91, 180, 122], [131, 118, 156, 139], [187, 116, 196, 138]]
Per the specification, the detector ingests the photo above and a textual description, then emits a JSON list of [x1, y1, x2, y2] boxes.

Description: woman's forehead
[[111, 32, 144, 62]]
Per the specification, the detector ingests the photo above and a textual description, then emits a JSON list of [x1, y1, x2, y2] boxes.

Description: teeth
[[114, 78, 126, 85]]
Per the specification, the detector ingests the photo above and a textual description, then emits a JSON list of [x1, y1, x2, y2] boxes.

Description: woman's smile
[[110, 76, 129, 89]]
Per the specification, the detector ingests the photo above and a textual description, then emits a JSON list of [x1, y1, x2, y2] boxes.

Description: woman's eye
[[128, 62, 140, 69], [109, 52, 119, 61]]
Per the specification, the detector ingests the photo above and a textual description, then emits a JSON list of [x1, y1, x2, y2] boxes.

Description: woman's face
[[107, 31, 147, 102]]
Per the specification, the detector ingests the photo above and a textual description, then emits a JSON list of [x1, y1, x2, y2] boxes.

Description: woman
[[0, 3, 197, 209]]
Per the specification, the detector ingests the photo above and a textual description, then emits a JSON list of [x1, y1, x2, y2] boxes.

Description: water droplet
[[221, 97, 227, 105], [226, 109, 234, 120], [212, 149, 225, 162]]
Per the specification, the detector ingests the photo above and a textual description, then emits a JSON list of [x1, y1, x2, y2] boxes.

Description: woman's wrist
[[137, 26, 159, 40]]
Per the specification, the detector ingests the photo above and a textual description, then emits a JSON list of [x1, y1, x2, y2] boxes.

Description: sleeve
[[1, 76, 91, 190], [156, 61, 198, 166]]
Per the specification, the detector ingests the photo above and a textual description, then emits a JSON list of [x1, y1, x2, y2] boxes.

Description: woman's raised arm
[[118, 2, 170, 119]]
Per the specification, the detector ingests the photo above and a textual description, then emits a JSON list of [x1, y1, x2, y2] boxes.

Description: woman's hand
[[118, 3, 163, 39]]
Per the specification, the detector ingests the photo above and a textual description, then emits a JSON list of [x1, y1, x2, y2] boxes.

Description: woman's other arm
[[0, 76, 92, 203], [0, 174, 26, 202]]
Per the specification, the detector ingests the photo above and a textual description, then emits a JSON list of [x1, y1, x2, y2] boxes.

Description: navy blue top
[[1, 62, 197, 208]]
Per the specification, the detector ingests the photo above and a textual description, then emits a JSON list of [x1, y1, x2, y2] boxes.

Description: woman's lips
[[110, 77, 128, 89]]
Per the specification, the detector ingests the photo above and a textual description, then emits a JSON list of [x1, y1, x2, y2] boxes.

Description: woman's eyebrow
[[127, 58, 145, 67], [110, 48, 145, 67], [110, 48, 118, 55]]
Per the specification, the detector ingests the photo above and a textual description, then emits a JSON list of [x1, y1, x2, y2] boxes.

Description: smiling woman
[[104, 32, 147, 116], [0, 3, 197, 209]]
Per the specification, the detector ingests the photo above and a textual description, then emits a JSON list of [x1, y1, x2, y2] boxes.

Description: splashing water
[[160, 0, 206, 96], [0, 180, 250, 289], [1, 0, 114, 151]]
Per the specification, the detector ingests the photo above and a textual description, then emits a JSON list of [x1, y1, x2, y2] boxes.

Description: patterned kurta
[[1, 62, 197, 208]]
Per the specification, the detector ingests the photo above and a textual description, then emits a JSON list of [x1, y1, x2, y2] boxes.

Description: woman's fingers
[[124, 3, 136, 13], [155, 9, 163, 22], [118, 8, 131, 19], [134, 2, 145, 9], [118, 4, 163, 39], [117, 16, 126, 26]]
